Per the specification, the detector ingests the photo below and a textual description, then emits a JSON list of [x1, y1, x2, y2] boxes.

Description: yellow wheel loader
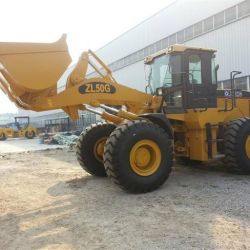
[[0, 35, 249, 192], [0, 116, 36, 140]]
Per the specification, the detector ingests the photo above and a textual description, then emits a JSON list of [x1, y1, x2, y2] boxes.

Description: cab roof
[[144, 44, 216, 63]]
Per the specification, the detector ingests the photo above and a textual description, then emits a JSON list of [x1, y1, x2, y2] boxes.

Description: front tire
[[0, 132, 6, 141], [224, 117, 250, 173], [104, 120, 173, 193], [76, 122, 116, 176], [25, 131, 35, 139]]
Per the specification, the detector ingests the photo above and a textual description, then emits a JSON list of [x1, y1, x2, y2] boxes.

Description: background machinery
[[0, 35, 249, 192], [0, 116, 36, 140]]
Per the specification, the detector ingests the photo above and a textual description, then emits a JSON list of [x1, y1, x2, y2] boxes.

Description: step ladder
[[205, 123, 225, 159]]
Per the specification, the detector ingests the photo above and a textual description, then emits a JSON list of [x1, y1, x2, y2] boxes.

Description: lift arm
[[0, 35, 161, 121]]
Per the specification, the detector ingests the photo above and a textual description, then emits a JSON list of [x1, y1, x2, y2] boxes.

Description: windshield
[[147, 54, 182, 92]]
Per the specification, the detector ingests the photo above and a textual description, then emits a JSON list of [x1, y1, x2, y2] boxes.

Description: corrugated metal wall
[[187, 17, 250, 81], [96, 0, 243, 64], [112, 16, 250, 91]]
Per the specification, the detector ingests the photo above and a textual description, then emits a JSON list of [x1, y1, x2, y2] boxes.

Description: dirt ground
[[0, 148, 249, 250], [0, 138, 65, 153]]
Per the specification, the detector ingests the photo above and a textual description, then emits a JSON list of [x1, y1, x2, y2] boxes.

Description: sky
[[0, 0, 175, 114]]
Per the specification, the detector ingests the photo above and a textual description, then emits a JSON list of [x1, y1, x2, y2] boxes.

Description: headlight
[[156, 87, 163, 96], [168, 46, 174, 53]]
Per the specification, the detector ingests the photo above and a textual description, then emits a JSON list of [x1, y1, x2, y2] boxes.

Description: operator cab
[[14, 116, 30, 130], [145, 44, 218, 113]]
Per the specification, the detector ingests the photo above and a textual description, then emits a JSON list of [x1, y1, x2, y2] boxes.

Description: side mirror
[[215, 64, 219, 83], [215, 64, 219, 71], [144, 64, 152, 82], [167, 63, 171, 73]]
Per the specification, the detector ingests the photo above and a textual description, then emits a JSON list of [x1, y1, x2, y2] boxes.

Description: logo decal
[[78, 82, 116, 94], [224, 90, 243, 97]]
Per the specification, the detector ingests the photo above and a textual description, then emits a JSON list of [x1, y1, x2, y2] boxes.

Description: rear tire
[[0, 132, 6, 141], [76, 122, 116, 177], [104, 120, 173, 193], [224, 117, 250, 173]]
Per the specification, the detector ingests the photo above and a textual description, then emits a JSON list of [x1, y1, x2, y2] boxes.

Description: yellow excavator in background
[[0, 116, 36, 140], [0, 34, 249, 193]]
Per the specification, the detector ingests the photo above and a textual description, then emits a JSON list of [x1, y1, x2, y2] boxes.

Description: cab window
[[189, 55, 202, 84]]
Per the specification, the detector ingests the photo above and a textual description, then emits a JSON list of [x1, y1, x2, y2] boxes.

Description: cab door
[[185, 51, 217, 110]]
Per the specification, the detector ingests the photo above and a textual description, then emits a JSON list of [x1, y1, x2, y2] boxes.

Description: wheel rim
[[245, 135, 250, 159], [93, 137, 107, 162], [129, 139, 161, 176]]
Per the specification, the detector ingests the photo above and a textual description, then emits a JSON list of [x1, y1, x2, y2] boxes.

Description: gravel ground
[[0, 148, 249, 250]]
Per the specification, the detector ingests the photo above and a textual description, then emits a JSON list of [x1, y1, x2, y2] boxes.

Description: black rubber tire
[[103, 120, 173, 193], [0, 132, 6, 141], [76, 122, 116, 177], [25, 131, 35, 139], [224, 117, 250, 173]]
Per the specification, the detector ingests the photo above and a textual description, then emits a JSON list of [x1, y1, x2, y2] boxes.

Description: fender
[[139, 113, 173, 139]]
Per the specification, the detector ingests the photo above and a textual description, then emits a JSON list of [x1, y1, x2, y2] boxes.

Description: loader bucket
[[0, 34, 71, 108]]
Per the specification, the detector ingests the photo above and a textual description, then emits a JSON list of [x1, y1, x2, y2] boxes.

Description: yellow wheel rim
[[245, 135, 250, 159], [129, 139, 161, 176], [93, 137, 107, 162]]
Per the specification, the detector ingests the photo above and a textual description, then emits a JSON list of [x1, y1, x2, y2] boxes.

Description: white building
[[0, 113, 16, 125], [19, 0, 250, 126], [96, 0, 250, 91]]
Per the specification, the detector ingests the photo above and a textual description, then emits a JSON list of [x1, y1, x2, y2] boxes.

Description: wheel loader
[[0, 116, 36, 140], [0, 34, 249, 193]]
